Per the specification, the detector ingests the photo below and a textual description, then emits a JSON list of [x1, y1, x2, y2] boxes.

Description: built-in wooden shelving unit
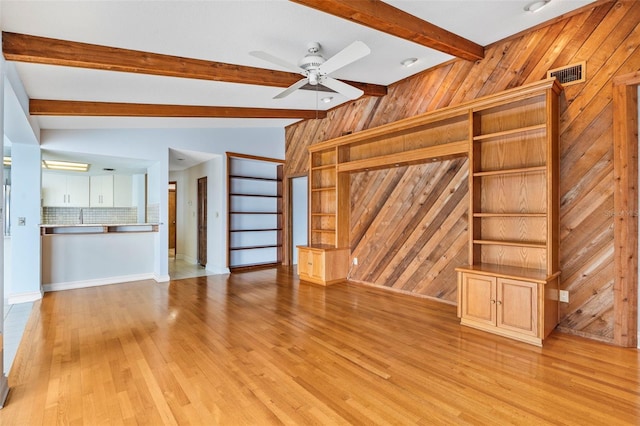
[[456, 78, 562, 346], [299, 79, 563, 337], [227, 153, 284, 270]]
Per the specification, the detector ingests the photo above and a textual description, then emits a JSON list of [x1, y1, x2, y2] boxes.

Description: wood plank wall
[[284, 0, 640, 343]]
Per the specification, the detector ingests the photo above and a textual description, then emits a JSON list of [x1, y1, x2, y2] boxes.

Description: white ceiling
[[2, 0, 596, 131]]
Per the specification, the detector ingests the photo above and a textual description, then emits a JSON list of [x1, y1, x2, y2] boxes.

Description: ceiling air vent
[[547, 61, 586, 86]]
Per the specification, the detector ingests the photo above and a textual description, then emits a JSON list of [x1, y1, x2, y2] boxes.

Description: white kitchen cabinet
[[90, 175, 114, 207], [42, 172, 90, 207], [113, 175, 133, 207]]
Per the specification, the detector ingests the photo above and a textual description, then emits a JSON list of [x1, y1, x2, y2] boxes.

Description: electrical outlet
[[18, 217, 26, 226], [559, 290, 569, 303], [353, 257, 358, 265]]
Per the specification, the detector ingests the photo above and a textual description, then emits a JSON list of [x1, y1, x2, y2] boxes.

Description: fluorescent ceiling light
[[42, 160, 90, 172]]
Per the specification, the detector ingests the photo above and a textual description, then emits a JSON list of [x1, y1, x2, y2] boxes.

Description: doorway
[[290, 176, 308, 265], [168, 181, 177, 258], [197, 177, 207, 267]]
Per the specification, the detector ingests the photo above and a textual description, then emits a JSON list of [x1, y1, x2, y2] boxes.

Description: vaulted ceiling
[[2, 0, 596, 130]]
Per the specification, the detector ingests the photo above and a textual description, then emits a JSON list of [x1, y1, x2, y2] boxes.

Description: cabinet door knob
[[497, 300, 502, 305], [491, 299, 496, 304]]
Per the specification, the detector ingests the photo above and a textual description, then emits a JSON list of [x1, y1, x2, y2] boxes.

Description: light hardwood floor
[[1, 266, 639, 425]]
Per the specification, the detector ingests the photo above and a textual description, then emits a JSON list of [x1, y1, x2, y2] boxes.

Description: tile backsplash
[[146, 203, 160, 224], [42, 207, 138, 225]]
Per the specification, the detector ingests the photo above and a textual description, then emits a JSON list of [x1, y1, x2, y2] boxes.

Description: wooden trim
[[289, 0, 484, 61], [30, 99, 326, 119], [3, 31, 387, 97], [226, 155, 231, 269], [284, 171, 310, 267], [226, 152, 285, 164], [612, 73, 639, 347], [336, 140, 467, 173], [309, 78, 562, 152]]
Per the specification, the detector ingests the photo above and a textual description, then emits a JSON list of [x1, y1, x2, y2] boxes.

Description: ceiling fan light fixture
[[252, 40, 370, 100], [308, 71, 319, 85], [401, 57, 418, 68], [524, 0, 551, 13]]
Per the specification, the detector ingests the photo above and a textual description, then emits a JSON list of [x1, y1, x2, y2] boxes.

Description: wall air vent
[[547, 61, 586, 86]]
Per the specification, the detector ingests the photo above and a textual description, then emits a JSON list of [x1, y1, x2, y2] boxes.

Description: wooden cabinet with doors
[[456, 78, 562, 346], [297, 245, 349, 286], [458, 265, 559, 345]]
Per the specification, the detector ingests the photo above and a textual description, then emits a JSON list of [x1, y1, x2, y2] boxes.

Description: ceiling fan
[[250, 41, 371, 100]]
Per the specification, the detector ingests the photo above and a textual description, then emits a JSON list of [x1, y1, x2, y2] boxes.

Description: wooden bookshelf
[[456, 78, 562, 346], [227, 153, 284, 270]]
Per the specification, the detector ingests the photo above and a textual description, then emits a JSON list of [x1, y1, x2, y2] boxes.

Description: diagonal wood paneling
[[285, 0, 640, 343]]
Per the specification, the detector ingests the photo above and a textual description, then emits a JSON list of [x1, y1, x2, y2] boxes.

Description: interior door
[[197, 177, 207, 267], [168, 181, 177, 255]]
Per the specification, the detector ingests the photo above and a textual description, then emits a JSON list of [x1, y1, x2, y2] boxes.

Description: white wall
[[7, 137, 41, 304], [132, 173, 146, 223]]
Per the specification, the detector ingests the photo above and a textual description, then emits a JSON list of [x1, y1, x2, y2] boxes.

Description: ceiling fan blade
[[273, 78, 309, 99], [249, 50, 304, 74], [318, 41, 371, 75], [322, 77, 364, 100]]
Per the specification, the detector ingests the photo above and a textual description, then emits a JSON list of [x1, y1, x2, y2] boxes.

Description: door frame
[[288, 173, 309, 265], [197, 176, 207, 267], [612, 71, 639, 347], [168, 181, 177, 256]]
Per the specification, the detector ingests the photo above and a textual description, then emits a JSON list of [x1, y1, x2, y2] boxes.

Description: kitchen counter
[[41, 223, 160, 291], [40, 223, 159, 235]]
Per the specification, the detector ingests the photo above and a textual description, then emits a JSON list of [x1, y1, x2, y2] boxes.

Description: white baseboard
[[154, 274, 171, 283], [207, 266, 230, 275], [7, 290, 43, 305], [43, 273, 156, 292]]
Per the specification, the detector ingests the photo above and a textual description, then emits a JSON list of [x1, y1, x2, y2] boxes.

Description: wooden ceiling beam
[[3, 32, 386, 97], [289, 0, 484, 61], [29, 99, 327, 119]]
